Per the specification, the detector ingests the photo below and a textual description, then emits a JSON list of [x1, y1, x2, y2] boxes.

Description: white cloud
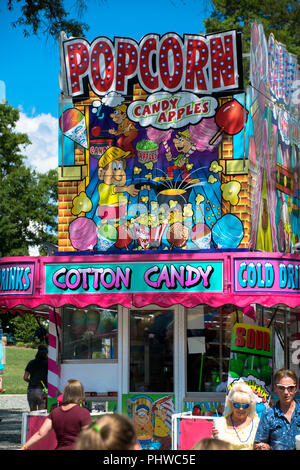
[[15, 112, 58, 173]]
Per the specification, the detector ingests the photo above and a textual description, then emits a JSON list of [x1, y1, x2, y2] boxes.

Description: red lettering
[[246, 329, 255, 349], [162, 100, 170, 111], [256, 330, 263, 350], [235, 327, 246, 347], [209, 33, 236, 90], [133, 105, 142, 117], [159, 35, 183, 90], [168, 110, 176, 122], [90, 38, 115, 94], [142, 104, 151, 116], [263, 332, 270, 352], [63, 31, 240, 97], [139, 35, 159, 91], [115, 39, 138, 93], [184, 36, 208, 91], [157, 112, 167, 123], [186, 104, 193, 115], [152, 102, 160, 113], [177, 107, 185, 119], [194, 102, 202, 114], [65, 39, 90, 96], [202, 101, 209, 113]]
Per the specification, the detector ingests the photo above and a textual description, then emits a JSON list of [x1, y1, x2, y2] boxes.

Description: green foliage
[[7, 0, 89, 38], [13, 314, 38, 343], [4, 347, 37, 394], [12, 313, 49, 346], [204, 0, 300, 85], [0, 103, 58, 257]]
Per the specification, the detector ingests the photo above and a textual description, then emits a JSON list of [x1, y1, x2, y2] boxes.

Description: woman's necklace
[[230, 414, 254, 443]]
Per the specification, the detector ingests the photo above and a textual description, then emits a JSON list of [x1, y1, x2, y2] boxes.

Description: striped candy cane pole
[[48, 309, 62, 398], [162, 140, 170, 153], [185, 144, 197, 159]]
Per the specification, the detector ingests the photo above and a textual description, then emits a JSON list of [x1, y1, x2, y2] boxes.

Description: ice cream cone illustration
[[59, 108, 88, 149]]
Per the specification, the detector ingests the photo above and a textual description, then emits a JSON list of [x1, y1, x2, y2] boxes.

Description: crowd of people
[[19, 368, 299, 451]]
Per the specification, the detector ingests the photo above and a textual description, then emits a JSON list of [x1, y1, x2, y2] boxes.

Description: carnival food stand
[[1, 22, 299, 450]]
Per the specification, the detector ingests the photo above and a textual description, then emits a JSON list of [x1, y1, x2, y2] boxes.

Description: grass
[[2, 346, 37, 394]]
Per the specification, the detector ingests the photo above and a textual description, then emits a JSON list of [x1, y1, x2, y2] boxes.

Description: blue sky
[[0, 0, 213, 172]]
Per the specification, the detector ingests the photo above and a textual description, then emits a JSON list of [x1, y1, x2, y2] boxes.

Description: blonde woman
[[212, 382, 260, 450], [76, 413, 140, 450]]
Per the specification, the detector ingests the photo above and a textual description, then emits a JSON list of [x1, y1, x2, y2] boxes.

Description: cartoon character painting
[[58, 30, 268, 254], [125, 394, 174, 450], [109, 104, 138, 157]]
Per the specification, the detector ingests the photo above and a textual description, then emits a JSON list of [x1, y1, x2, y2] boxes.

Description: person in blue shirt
[[254, 368, 300, 450], [0, 329, 5, 392]]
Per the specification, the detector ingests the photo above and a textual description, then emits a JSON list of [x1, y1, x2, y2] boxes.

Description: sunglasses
[[276, 384, 296, 392], [232, 402, 250, 409]]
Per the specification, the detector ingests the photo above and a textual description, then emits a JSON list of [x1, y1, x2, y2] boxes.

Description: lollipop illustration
[[59, 108, 88, 149], [209, 99, 248, 145]]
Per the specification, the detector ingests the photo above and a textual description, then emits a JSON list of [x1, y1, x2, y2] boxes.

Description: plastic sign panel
[[0, 263, 35, 295], [58, 30, 248, 255], [62, 31, 242, 98], [228, 323, 272, 404], [247, 22, 300, 253], [234, 258, 300, 293], [123, 394, 175, 450]]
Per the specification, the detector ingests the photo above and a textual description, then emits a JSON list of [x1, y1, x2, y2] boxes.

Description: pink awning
[[0, 251, 299, 311]]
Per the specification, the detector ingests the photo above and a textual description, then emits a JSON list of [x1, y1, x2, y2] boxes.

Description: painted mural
[[58, 30, 252, 253], [244, 22, 300, 252], [123, 393, 175, 450]]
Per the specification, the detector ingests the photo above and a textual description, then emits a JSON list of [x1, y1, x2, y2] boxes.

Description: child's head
[[192, 437, 232, 450], [75, 413, 139, 450]]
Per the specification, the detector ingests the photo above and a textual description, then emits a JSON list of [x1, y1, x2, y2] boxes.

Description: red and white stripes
[[48, 310, 61, 398]]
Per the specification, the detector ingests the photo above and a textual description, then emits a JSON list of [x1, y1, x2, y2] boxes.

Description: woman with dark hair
[[21, 379, 91, 450], [24, 344, 48, 411], [255, 369, 300, 450]]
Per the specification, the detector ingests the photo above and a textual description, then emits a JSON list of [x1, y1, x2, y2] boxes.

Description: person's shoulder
[[294, 400, 300, 412], [50, 405, 62, 415], [78, 405, 91, 415], [260, 404, 277, 421], [25, 359, 35, 368]]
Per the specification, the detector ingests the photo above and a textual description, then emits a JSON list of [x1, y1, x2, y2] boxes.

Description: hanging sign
[[63, 31, 242, 98], [234, 258, 300, 293], [228, 323, 273, 404], [0, 263, 35, 295]]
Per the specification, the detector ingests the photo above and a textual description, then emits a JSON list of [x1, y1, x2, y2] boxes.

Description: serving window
[[62, 305, 118, 362], [129, 309, 174, 393], [186, 304, 300, 394]]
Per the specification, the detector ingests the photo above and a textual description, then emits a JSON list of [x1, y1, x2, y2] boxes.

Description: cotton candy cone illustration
[[59, 108, 88, 149]]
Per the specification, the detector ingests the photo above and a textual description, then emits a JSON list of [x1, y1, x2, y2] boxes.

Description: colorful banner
[[248, 22, 300, 253], [44, 260, 223, 294], [234, 258, 300, 293], [123, 393, 175, 450], [228, 323, 273, 404], [0, 263, 35, 295]]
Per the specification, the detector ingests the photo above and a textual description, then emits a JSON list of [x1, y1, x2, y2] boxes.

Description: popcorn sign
[[62, 30, 242, 98]]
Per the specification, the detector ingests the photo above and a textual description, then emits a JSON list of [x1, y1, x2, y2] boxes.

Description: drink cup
[[213, 417, 225, 440]]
